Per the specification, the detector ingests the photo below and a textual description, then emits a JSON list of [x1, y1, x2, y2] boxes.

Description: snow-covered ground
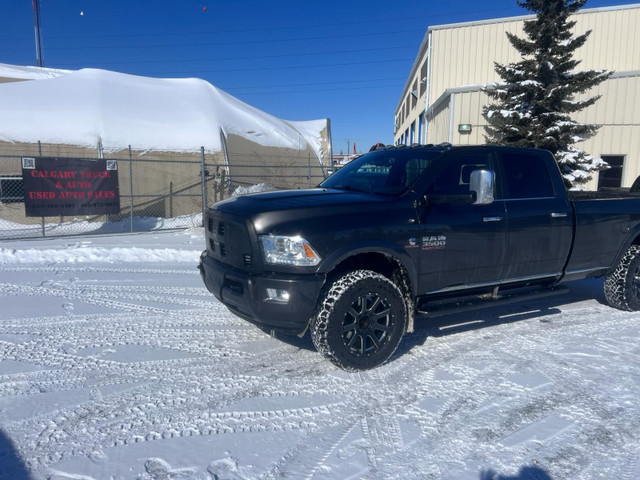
[[0, 229, 639, 480]]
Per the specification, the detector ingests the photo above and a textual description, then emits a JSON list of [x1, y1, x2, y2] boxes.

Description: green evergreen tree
[[483, 0, 611, 188]]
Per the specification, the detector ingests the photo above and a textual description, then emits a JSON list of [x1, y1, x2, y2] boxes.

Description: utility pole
[[32, 0, 44, 67]]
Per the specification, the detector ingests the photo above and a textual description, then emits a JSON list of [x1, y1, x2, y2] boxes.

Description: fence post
[[169, 181, 174, 218], [38, 141, 45, 237], [129, 145, 134, 233], [200, 147, 207, 227]]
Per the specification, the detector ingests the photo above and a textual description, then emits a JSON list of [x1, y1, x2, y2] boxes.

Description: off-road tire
[[604, 245, 640, 311], [310, 270, 407, 371]]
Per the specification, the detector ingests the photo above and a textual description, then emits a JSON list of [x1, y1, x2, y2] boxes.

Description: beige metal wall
[[428, 19, 524, 115], [396, 4, 640, 150], [426, 90, 488, 145], [428, 99, 452, 145]]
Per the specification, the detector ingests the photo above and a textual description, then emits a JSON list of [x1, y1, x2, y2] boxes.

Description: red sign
[[21, 157, 120, 217]]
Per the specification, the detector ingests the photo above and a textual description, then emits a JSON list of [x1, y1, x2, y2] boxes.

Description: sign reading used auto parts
[[21, 157, 120, 217]]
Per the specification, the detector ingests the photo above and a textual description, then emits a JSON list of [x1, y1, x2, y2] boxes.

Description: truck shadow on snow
[[480, 466, 553, 480], [397, 278, 607, 356], [0, 428, 33, 480]]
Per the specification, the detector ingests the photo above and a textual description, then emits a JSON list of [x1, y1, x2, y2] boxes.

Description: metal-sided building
[[395, 3, 640, 189]]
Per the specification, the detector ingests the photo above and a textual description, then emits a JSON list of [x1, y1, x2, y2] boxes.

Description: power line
[[220, 77, 407, 91], [122, 58, 414, 76], [59, 45, 416, 67], [230, 83, 405, 96], [4, 29, 424, 53]]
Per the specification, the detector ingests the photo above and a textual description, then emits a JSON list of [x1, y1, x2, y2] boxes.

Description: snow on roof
[[0, 66, 327, 159], [0, 62, 71, 80]]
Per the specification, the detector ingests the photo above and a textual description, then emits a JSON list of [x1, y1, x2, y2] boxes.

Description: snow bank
[[232, 183, 276, 196], [0, 213, 203, 240], [0, 246, 199, 264]]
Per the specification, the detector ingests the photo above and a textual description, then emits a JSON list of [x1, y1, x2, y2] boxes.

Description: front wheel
[[310, 270, 407, 371], [604, 245, 640, 311]]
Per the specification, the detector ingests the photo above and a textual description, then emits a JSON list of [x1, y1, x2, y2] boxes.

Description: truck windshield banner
[[21, 157, 120, 217]]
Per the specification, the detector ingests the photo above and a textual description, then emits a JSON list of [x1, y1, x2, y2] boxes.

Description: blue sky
[[1, 0, 634, 154]]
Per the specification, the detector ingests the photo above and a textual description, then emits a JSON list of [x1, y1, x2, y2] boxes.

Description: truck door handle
[[551, 212, 568, 218], [483, 216, 503, 222]]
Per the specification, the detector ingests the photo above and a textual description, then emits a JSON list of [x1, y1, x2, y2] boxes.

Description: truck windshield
[[320, 149, 443, 195]]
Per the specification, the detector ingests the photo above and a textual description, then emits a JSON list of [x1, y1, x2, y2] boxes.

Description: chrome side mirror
[[470, 169, 494, 205]]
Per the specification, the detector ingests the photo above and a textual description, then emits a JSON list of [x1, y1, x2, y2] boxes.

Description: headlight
[[260, 235, 321, 266]]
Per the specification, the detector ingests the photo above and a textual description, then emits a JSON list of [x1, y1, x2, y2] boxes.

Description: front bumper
[[198, 251, 325, 334]]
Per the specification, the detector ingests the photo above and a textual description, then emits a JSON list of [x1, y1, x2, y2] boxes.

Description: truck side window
[[502, 153, 555, 199], [428, 153, 492, 195], [404, 158, 430, 186]]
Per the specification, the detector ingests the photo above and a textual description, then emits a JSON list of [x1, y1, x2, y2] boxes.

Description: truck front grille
[[205, 210, 257, 272]]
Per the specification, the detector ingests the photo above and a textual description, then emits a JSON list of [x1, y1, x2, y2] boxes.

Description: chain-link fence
[[0, 144, 330, 240]]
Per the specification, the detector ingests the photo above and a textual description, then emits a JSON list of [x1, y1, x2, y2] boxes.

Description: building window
[[598, 155, 625, 189], [411, 81, 418, 109], [0, 176, 24, 203], [419, 61, 427, 97]]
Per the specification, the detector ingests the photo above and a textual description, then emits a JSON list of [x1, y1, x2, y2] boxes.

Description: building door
[[598, 155, 625, 188]]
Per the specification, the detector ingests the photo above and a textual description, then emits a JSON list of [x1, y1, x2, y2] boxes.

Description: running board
[[416, 285, 570, 318]]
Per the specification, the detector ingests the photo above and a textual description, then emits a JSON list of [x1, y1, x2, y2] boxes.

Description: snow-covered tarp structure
[[0, 65, 330, 162], [0, 64, 332, 231], [0, 64, 330, 166]]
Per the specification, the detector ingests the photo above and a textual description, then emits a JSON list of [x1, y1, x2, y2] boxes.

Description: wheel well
[[329, 252, 399, 282], [326, 252, 416, 333]]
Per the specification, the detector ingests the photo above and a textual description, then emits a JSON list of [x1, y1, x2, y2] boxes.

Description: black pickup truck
[[199, 144, 640, 370]]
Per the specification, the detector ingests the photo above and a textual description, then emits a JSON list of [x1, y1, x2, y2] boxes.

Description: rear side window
[[501, 152, 555, 199]]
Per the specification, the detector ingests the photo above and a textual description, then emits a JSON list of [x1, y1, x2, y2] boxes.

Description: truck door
[[419, 149, 507, 293], [498, 150, 573, 281]]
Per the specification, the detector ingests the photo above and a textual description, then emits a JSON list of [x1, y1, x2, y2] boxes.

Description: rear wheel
[[310, 270, 407, 371], [604, 245, 640, 311]]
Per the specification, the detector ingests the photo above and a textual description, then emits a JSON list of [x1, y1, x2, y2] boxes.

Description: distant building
[[395, 4, 640, 189]]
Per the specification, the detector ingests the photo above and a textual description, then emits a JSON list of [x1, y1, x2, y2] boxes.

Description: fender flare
[[609, 223, 640, 274], [317, 240, 418, 298]]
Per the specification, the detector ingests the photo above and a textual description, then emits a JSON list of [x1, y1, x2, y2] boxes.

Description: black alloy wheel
[[311, 270, 407, 371], [341, 292, 394, 356]]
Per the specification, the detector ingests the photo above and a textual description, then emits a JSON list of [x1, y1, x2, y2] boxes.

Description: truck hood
[[211, 188, 398, 235], [214, 188, 389, 215]]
